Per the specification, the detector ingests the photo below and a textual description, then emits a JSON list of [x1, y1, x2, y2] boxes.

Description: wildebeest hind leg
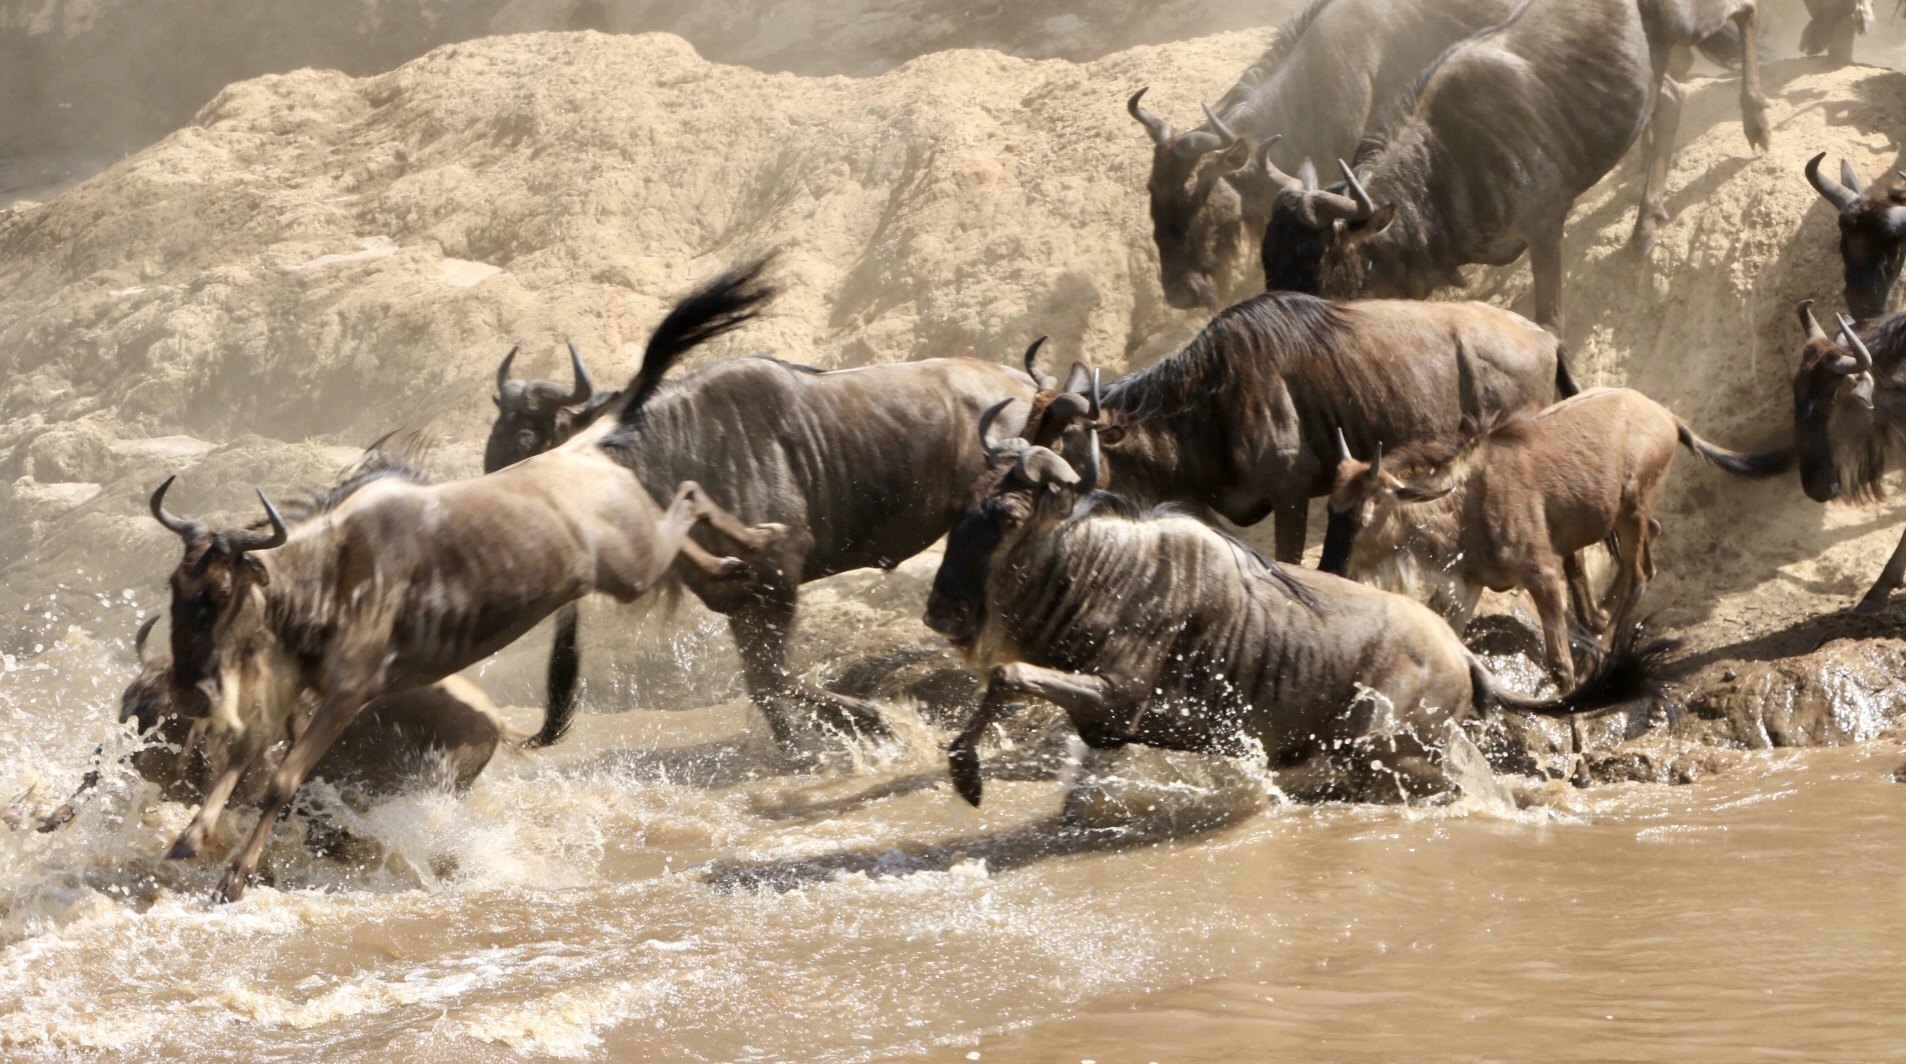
[[1564, 552, 1609, 633], [671, 482, 785, 554], [1733, 4, 1771, 150], [1632, 74, 1686, 253], [1854, 524, 1906, 613], [728, 590, 889, 750]]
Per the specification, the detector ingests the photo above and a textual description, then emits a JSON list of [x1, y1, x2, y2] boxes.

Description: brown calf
[[1326, 388, 1790, 686]]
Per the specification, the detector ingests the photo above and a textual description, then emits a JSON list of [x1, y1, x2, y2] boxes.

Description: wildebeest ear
[[1346, 204, 1397, 240], [237, 554, 270, 588], [1214, 137, 1253, 175], [1060, 360, 1093, 396], [1396, 479, 1454, 504]]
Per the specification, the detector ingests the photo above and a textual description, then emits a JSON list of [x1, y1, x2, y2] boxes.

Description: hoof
[[167, 829, 205, 861], [1630, 220, 1660, 255], [948, 744, 983, 807], [713, 555, 749, 579], [1854, 591, 1893, 616], [751, 522, 788, 546], [214, 866, 249, 903]]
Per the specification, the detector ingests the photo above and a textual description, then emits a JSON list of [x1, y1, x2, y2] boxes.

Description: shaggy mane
[[1353, 0, 1537, 165], [1104, 292, 1350, 425], [1068, 491, 1317, 610], [273, 431, 434, 526], [1209, 0, 1339, 122]]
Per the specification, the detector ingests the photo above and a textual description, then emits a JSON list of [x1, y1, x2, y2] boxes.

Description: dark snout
[[923, 591, 979, 646], [1801, 468, 1843, 503], [1162, 270, 1219, 310], [1318, 510, 1360, 575]]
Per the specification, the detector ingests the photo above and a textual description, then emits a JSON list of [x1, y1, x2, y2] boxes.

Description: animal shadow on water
[[701, 782, 1260, 895]]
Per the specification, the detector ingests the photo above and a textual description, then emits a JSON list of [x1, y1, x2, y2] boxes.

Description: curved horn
[[1088, 368, 1101, 421], [1013, 447, 1081, 489], [1836, 313, 1875, 373], [217, 490, 289, 553], [1128, 87, 1170, 145], [565, 342, 595, 404], [1201, 102, 1237, 147], [1336, 426, 1352, 463], [1022, 335, 1047, 380], [1078, 429, 1102, 494], [1369, 441, 1383, 481], [978, 398, 1016, 459], [149, 476, 206, 543], [1338, 159, 1377, 219], [134, 612, 160, 663], [1799, 299, 1829, 343], [1842, 159, 1865, 196], [1252, 137, 1304, 196], [495, 344, 521, 397], [1882, 204, 1906, 241], [1805, 153, 1860, 211]]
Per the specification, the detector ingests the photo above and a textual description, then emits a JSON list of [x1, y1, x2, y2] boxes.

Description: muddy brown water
[[2, 636, 1902, 1062]]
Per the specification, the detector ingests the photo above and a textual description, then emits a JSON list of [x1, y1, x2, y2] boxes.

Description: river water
[[1, 632, 1902, 1063]]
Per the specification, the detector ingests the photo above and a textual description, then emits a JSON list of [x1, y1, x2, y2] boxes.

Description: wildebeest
[[1322, 388, 1792, 686], [484, 335, 1037, 750], [1256, 0, 1769, 332], [109, 614, 524, 809], [1130, 0, 1517, 309], [922, 428, 1667, 805], [1805, 153, 1906, 324], [1799, 0, 1874, 65], [153, 261, 786, 901], [1789, 300, 1906, 612], [1013, 290, 1572, 563]]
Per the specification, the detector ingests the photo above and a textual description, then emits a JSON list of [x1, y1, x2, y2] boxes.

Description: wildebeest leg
[[729, 589, 890, 749], [679, 539, 751, 579], [949, 662, 1130, 807], [1854, 524, 1906, 613], [670, 482, 784, 554], [1528, 569, 1576, 690], [1632, 72, 1686, 253], [215, 684, 376, 902], [1530, 223, 1566, 336], [1272, 499, 1308, 564], [1564, 552, 1609, 633], [1734, 4, 1771, 151], [167, 729, 268, 860]]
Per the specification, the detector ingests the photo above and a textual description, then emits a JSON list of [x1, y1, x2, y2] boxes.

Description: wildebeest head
[[1806, 153, 1906, 324], [1131, 88, 1256, 310], [1321, 431, 1401, 575], [924, 402, 1101, 650], [149, 476, 287, 719], [1254, 151, 1396, 296], [1792, 299, 1880, 502], [483, 343, 600, 472], [118, 613, 171, 735]]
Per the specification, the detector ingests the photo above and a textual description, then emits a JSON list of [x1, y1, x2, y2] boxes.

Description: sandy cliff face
[[1, 28, 1904, 731]]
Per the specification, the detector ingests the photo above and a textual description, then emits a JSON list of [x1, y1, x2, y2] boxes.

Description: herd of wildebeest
[[22, 0, 1906, 901]]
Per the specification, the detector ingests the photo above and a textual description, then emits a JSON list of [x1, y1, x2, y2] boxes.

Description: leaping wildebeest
[[484, 327, 1038, 751], [1322, 388, 1792, 686], [1256, 0, 1769, 332], [152, 261, 786, 901], [1011, 290, 1573, 563], [1790, 300, 1906, 612], [1804, 152, 1906, 325], [922, 426, 1669, 805], [1129, 0, 1518, 310], [33, 442, 543, 835]]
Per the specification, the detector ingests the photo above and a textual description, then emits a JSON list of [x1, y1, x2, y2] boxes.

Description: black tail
[[1470, 623, 1677, 717], [1675, 421, 1796, 478], [613, 255, 777, 431], [1553, 343, 1581, 398], [523, 604, 581, 749]]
